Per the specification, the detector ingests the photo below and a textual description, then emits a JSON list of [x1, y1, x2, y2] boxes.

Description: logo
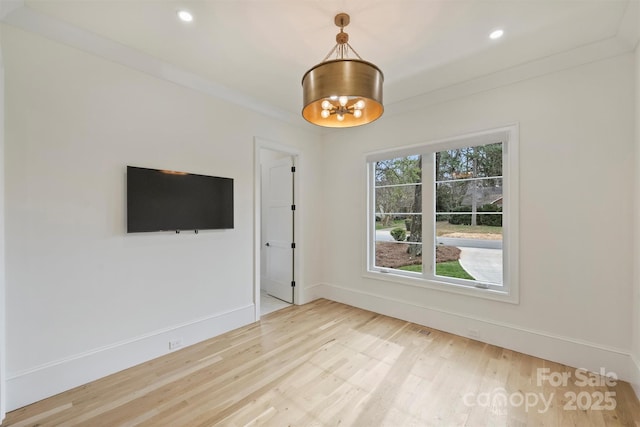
[[462, 367, 617, 414]]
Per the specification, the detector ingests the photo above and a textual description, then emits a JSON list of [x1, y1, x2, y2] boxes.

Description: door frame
[[0, 40, 6, 422], [253, 137, 302, 320]]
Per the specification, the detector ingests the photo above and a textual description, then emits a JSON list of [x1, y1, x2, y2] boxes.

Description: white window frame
[[365, 125, 519, 303]]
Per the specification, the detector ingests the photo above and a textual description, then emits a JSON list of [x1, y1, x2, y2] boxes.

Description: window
[[366, 126, 519, 302]]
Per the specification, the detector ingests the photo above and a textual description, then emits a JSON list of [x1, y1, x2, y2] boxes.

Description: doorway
[[255, 141, 299, 318]]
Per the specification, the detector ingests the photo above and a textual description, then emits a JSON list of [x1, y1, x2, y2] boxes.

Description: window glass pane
[[436, 142, 502, 181], [375, 156, 422, 185], [374, 214, 422, 242], [375, 241, 423, 272], [375, 185, 422, 216], [374, 155, 422, 272], [436, 178, 503, 214], [434, 143, 503, 285]]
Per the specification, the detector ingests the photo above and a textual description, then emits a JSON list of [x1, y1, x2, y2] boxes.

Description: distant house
[[460, 186, 503, 207]]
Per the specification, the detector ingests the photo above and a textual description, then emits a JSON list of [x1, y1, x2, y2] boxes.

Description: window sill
[[362, 269, 519, 304]]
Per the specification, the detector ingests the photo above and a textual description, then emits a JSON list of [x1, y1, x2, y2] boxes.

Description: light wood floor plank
[[2, 299, 639, 426]]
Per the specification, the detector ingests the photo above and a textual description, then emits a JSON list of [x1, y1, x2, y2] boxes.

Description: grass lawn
[[435, 261, 475, 280], [397, 264, 421, 272], [397, 261, 475, 280]]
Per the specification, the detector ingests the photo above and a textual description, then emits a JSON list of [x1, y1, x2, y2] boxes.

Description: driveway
[[458, 247, 503, 284], [437, 237, 502, 249], [375, 229, 394, 242], [377, 230, 503, 284]]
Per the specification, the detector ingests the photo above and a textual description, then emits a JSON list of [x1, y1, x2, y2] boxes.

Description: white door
[[263, 156, 294, 303]]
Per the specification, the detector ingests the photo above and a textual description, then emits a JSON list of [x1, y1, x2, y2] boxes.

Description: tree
[[435, 142, 502, 225], [406, 155, 422, 257], [375, 156, 421, 227]]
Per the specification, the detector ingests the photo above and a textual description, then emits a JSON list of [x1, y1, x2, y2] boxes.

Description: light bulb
[[321, 109, 330, 119], [337, 114, 345, 121], [489, 29, 504, 40], [353, 109, 362, 119], [330, 95, 338, 101], [321, 100, 332, 110], [177, 10, 193, 22], [338, 96, 348, 106], [354, 100, 365, 110]]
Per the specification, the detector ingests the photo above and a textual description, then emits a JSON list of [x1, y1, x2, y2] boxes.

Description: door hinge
[[291, 166, 296, 173], [291, 280, 296, 287], [291, 242, 296, 249], [291, 204, 296, 211]]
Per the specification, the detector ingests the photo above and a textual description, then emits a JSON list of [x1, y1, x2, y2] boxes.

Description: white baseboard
[[6, 304, 255, 411], [299, 283, 324, 304], [630, 354, 640, 399], [315, 283, 636, 382]]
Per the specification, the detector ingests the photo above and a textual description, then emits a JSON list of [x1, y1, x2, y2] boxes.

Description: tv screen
[[127, 166, 234, 233]]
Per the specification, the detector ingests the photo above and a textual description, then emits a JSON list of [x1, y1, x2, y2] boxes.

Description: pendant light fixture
[[302, 13, 384, 128]]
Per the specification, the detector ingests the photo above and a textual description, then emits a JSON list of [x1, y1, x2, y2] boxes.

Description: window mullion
[[422, 152, 435, 278], [367, 162, 377, 271]]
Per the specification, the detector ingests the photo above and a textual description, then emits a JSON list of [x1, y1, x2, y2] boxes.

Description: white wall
[[632, 26, 640, 397], [318, 53, 636, 380], [0, 26, 6, 422], [2, 25, 322, 409]]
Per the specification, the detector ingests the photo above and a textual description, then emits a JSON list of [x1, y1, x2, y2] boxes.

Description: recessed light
[[489, 29, 504, 40], [177, 10, 193, 23]]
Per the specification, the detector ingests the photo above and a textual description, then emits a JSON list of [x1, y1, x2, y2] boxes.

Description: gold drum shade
[[302, 59, 384, 128], [301, 13, 384, 128]]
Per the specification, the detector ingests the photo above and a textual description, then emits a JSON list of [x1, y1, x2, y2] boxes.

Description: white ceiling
[[7, 0, 640, 122]]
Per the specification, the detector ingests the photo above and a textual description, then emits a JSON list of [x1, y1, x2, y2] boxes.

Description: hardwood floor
[[3, 299, 640, 426]]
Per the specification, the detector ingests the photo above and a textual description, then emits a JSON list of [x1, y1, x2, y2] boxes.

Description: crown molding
[[616, 0, 640, 51], [0, 1, 636, 134], [0, 3, 321, 133], [0, 0, 22, 20], [384, 35, 632, 118], [384, 0, 638, 117]]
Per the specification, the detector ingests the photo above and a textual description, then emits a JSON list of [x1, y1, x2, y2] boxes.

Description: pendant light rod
[[321, 13, 363, 62]]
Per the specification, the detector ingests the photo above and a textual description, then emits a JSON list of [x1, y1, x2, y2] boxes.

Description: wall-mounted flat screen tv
[[127, 166, 234, 233]]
